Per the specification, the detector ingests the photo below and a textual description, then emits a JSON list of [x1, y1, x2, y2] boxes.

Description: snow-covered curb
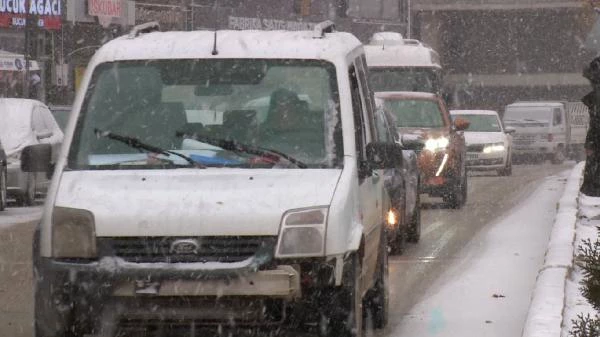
[[522, 162, 584, 337]]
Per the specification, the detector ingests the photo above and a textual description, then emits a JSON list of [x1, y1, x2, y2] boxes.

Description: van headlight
[[424, 137, 449, 152], [275, 207, 327, 258], [483, 143, 505, 154], [52, 207, 97, 258]]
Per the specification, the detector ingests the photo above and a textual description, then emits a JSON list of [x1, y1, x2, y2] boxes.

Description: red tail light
[[547, 134, 554, 142]]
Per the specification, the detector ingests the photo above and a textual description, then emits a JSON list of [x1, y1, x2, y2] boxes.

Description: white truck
[[503, 101, 589, 164]]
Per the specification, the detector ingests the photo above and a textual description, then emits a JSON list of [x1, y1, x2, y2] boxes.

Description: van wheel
[[407, 192, 421, 243], [365, 231, 389, 329], [551, 146, 565, 164], [16, 173, 36, 207], [0, 166, 7, 211], [319, 254, 364, 337]]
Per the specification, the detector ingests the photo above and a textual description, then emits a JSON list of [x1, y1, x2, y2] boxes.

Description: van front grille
[[97, 236, 277, 263]]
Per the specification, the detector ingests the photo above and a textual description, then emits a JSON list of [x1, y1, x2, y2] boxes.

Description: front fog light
[[52, 206, 97, 258], [276, 207, 327, 258]]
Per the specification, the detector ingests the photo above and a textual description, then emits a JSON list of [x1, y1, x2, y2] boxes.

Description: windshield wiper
[[178, 133, 308, 169], [94, 129, 206, 168]]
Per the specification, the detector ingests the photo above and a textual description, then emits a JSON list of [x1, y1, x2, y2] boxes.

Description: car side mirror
[[366, 142, 403, 169], [402, 139, 425, 152], [21, 144, 52, 173], [453, 117, 470, 131], [36, 130, 53, 140], [505, 126, 516, 134]]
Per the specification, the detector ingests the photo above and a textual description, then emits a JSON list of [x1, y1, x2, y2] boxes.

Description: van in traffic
[[26, 22, 399, 337]]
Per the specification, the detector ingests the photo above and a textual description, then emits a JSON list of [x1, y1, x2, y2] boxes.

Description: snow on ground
[[561, 193, 600, 337], [389, 170, 570, 337], [0, 206, 42, 229]]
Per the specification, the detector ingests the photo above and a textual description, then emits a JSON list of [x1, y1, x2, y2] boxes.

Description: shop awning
[[0, 50, 39, 72]]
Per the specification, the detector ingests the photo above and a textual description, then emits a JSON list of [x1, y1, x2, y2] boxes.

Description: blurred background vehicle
[[0, 138, 6, 211], [0, 98, 63, 206], [450, 110, 514, 176], [503, 101, 588, 164], [376, 91, 469, 209]]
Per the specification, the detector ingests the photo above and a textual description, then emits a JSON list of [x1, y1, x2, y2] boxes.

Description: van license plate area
[[467, 153, 479, 160]]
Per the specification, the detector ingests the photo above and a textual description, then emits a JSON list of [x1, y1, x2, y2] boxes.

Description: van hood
[[464, 132, 506, 145], [54, 169, 342, 237]]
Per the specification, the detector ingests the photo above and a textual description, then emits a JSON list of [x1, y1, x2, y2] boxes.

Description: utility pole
[[23, 4, 32, 98]]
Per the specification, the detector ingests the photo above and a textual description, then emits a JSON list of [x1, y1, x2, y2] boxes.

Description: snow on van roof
[[506, 102, 564, 108], [451, 110, 499, 116], [375, 91, 439, 100], [92, 30, 362, 64], [364, 41, 441, 68]]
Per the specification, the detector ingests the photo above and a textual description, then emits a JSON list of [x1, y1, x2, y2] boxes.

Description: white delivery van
[[503, 101, 569, 164], [26, 22, 400, 337], [364, 32, 442, 95]]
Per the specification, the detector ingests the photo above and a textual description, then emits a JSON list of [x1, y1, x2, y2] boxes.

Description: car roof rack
[[313, 20, 336, 38], [128, 21, 160, 39]]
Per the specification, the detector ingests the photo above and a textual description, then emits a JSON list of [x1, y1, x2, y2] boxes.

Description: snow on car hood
[[463, 132, 506, 145], [54, 169, 342, 237]]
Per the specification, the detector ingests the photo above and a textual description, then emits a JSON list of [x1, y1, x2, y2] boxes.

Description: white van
[[364, 32, 442, 95], [27, 22, 399, 336]]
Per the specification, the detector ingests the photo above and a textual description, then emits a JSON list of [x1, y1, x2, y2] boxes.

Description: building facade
[[412, 0, 596, 111]]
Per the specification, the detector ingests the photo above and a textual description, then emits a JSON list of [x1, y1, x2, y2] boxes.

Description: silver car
[[0, 99, 63, 206]]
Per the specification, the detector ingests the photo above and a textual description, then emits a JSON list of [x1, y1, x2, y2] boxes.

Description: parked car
[[30, 22, 394, 337], [48, 105, 72, 132], [0, 98, 64, 206], [450, 110, 515, 176], [374, 105, 422, 253], [0, 138, 6, 211], [375, 91, 469, 208]]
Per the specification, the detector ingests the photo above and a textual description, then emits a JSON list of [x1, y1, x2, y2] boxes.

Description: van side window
[[553, 108, 562, 125], [375, 109, 393, 143], [349, 66, 367, 163], [32, 106, 51, 134]]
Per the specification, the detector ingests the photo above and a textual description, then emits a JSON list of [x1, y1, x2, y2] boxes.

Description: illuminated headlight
[[424, 137, 449, 152], [276, 207, 327, 258], [483, 143, 505, 154], [52, 207, 97, 258]]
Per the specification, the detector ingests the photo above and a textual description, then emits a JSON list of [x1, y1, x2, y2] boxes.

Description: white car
[[0, 98, 63, 205], [450, 110, 514, 176]]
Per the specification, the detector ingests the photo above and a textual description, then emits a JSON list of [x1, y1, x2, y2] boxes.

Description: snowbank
[[522, 162, 584, 337]]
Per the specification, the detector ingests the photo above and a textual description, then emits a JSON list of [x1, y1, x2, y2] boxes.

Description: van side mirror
[[21, 144, 52, 173], [505, 126, 516, 134], [366, 142, 403, 169]]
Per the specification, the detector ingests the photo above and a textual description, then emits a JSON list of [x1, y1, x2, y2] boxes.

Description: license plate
[[134, 280, 161, 295], [467, 153, 479, 160]]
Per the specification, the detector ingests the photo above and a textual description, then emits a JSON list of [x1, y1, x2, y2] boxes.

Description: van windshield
[[384, 99, 446, 128], [504, 108, 552, 125], [68, 59, 342, 170], [369, 67, 440, 93]]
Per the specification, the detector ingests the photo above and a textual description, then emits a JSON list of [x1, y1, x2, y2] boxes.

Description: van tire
[[319, 254, 364, 337], [365, 231, 389, 329]]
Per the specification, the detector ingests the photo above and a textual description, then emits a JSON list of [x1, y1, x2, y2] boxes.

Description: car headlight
[[424, 137, 449, 152], [483, 143, 505, 154], [52, 206, 97, 258], [276, 207, 327, 258]]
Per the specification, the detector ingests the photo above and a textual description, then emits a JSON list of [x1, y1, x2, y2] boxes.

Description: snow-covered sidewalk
[[390, 170, 571, 336]]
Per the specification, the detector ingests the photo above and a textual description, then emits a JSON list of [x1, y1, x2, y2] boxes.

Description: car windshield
[[384, 99, 446, 128], [504, 108, 552, 123], [454, 114, 502, 132], [69, 59, 342, 169], [369, 67, 440, 93]]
